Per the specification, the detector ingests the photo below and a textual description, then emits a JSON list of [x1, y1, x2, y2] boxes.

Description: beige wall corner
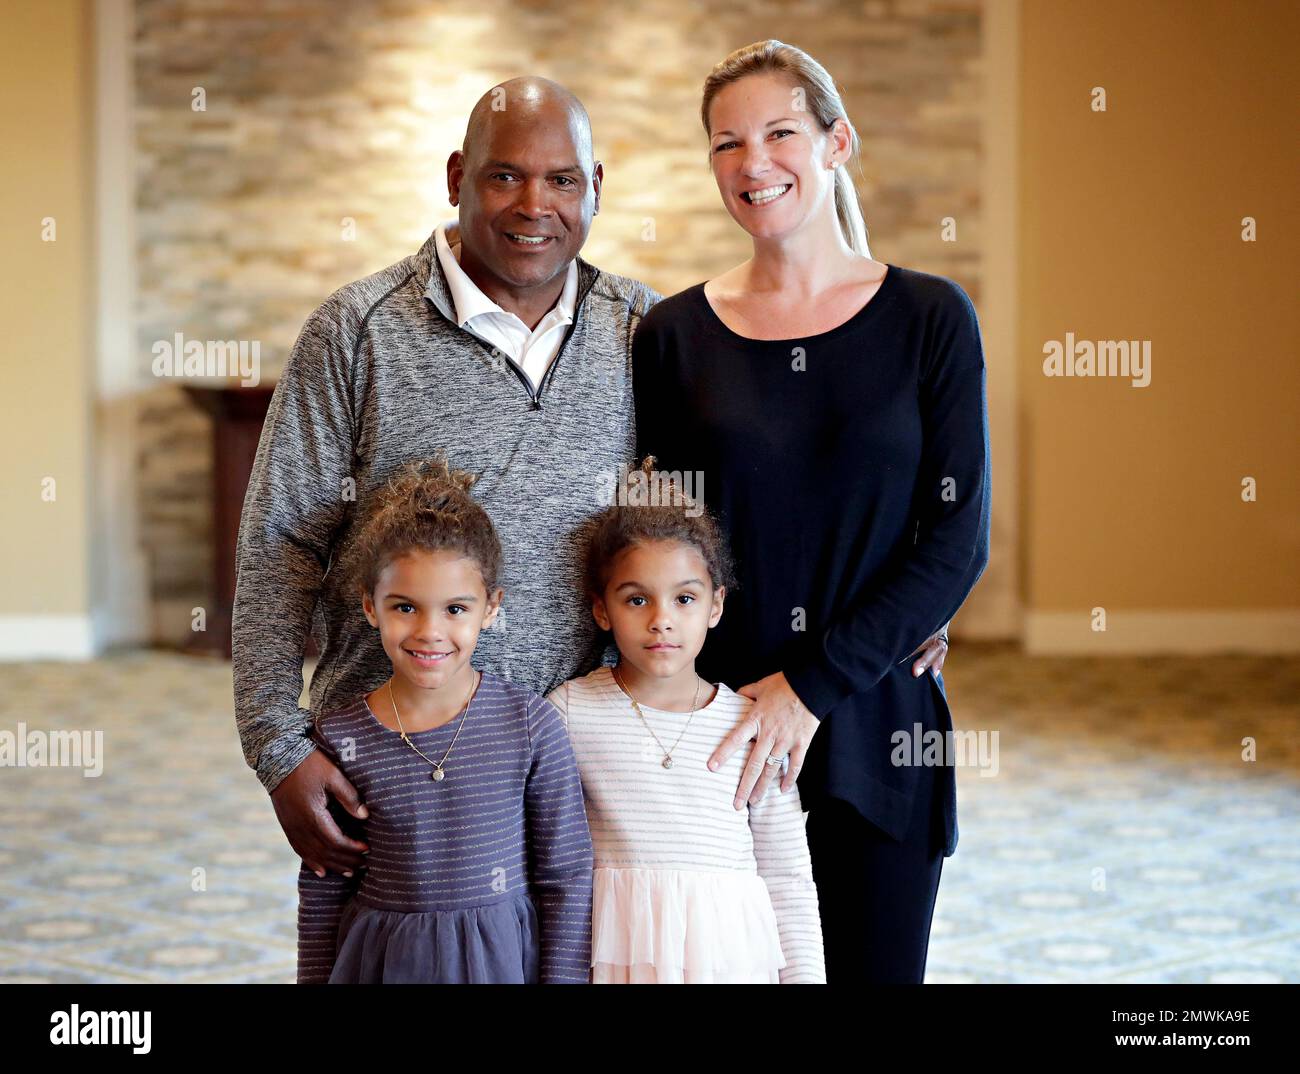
[[961, 0, 1022, 641]]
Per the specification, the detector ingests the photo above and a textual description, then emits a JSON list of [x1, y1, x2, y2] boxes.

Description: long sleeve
[[232, 295, 358, 794], [296, 857, 358, 985], [524, 696, 594, 983], [294, 727, 363, 984], [748, 780, 826, 984], [782, 282, 991, 719]]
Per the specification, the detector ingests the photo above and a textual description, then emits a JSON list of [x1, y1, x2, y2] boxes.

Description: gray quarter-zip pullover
[[232, 227, 662, 793]]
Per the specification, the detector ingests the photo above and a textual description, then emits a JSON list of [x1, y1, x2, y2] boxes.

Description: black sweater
[[630, 265, 991, 854]]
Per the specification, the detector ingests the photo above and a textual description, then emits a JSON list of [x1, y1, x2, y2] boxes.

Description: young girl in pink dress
[[547, 457, 825, 983]]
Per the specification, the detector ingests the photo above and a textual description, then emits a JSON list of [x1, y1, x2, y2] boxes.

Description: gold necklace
[[388, 670, 479, 782], [612, 664, 703, 770]]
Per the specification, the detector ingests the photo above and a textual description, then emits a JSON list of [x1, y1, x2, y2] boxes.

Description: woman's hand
[[710, 628, 950, 809], [710, 671, 820, 809], [911, 622, 951, 678]]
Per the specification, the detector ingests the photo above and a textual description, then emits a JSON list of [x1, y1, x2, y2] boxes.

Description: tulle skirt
[[328, 891, 539, 984], [591, 866, 785, 984]]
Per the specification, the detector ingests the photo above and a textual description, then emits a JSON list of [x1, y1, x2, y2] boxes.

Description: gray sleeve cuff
[[256, 732, 319, 796]]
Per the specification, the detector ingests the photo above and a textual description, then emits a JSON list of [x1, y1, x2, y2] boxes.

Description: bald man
[[232, 78, 660, 879]]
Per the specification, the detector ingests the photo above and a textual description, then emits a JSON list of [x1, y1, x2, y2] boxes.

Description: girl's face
[[706, 72, 846, 244], [362, 549, 502, 693], [592, 539, 725, 682]]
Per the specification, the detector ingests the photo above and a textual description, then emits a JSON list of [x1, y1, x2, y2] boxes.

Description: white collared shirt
[[431, 220, 578, 394]]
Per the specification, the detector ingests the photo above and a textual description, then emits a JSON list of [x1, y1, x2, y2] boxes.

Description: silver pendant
[[431, 767, 446, 782], [662, 756, 674, 769]]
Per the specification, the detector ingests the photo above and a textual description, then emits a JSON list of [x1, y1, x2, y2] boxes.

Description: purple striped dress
[[296, 671, 594, 983]]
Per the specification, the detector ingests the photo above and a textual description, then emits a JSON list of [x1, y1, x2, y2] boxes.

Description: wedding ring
[[765, 755, 784, 767]]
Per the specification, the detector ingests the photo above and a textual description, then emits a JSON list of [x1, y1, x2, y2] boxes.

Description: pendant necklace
[[388, 670, 478, 782], [612, 664, 703, 770]]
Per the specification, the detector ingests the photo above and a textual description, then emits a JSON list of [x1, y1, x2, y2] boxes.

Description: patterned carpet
[[0, 645, 1295, 983]]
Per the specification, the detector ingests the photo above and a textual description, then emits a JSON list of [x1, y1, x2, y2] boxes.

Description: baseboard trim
[[0, 615, 97, 660], [1024, 610, 1300, 654]]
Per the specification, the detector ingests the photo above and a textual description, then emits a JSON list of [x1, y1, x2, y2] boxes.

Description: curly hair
[[584, 456, 736, 604], [344, 455, 503, 597]]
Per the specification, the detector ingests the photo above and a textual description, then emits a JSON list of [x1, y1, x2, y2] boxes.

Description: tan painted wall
[[1018, 0, 1299, 613], [0, 0, 93, 620]]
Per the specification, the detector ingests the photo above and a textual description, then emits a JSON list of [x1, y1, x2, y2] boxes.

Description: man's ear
[[362, 589, 379, 628], [591, 160, 604, 216], [708, 585, 726, 628], [447, 149, 465, 206]]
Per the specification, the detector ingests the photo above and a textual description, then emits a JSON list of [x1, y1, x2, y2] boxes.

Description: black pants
[[804, 761, 946, 984]]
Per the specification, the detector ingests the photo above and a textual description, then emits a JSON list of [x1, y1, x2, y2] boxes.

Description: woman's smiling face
[[706, 72, 840, 242]]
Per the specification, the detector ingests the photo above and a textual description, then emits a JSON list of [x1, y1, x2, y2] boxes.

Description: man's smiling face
[[447, 90, 601, 296]]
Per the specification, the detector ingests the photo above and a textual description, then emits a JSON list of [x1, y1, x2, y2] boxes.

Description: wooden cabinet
[[184, 385, 275, 658]]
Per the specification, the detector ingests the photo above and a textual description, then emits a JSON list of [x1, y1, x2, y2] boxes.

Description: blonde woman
[[631, 40, 990, 983]]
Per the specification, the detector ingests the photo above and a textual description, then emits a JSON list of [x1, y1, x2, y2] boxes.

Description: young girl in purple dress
[[296, 456, 593, 984]]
